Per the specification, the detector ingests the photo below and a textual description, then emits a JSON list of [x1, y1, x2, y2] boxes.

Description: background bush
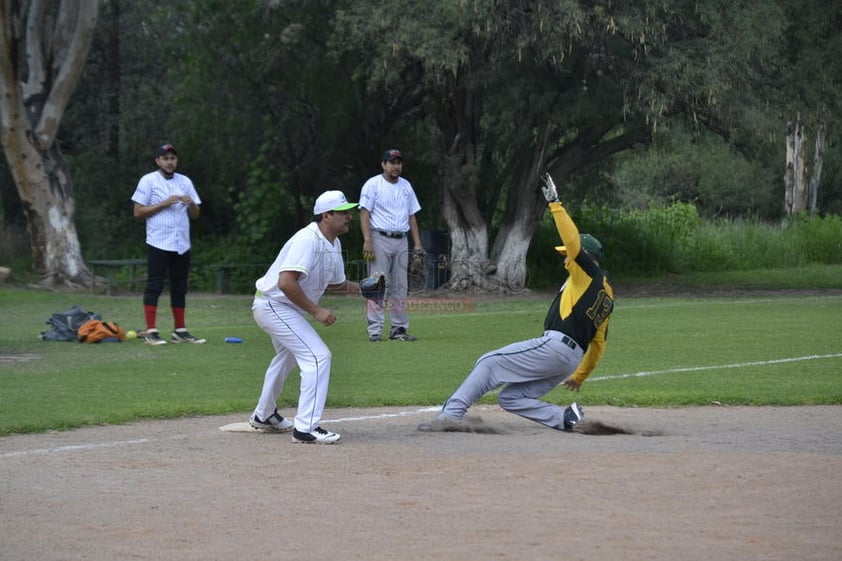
[[527, 203, 842, 287]]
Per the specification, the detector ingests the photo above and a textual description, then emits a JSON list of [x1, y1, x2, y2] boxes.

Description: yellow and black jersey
[[542, 201, 614, 384]]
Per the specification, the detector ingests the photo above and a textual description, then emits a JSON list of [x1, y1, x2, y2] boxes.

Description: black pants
[[143, 244, 190, 308]]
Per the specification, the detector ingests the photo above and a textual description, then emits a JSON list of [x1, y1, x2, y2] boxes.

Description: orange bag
[[77, 319, 126, 343]]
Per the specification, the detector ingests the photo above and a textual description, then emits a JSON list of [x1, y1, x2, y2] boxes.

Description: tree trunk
[[807, 115, 827, 216], [441, 160, 492, 291], [8, 138, 88, 286], [0, 0, 99, 287], [784, 113, 826, 216], [486, 144, 549, 294], [784, 115, 808, 215], [439, 85, 500, 291]]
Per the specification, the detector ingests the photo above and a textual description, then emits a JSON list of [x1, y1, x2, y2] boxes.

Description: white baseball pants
[[252, 297, 332, 433]]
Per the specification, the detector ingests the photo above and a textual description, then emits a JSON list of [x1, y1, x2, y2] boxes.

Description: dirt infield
[[1, 405, 841, 561]]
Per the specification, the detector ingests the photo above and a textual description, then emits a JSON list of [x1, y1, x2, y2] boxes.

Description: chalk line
[[3, 354, 839, 459], [591, 352, 842, 382]]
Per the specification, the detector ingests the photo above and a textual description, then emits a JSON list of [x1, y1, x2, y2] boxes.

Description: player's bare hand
[[562, 375, 581, 392], [313, 307, 336, 326], [179, 195, 194, 205], [362, 241, 375, 261], [165, 195, 182, 206]]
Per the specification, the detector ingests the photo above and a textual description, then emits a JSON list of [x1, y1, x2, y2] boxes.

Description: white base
[[219, 422, 274, 433]]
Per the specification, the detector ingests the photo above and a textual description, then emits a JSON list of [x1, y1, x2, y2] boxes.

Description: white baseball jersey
[[255, 222, 346, 310], [251, 221, 347, 435], [359, 174, 421, 233], [131, 171, 201, 255]]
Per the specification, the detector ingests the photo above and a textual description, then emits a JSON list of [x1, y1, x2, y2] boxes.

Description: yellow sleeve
[[571, 318, 609, 384], [549, 201, 581, 257]]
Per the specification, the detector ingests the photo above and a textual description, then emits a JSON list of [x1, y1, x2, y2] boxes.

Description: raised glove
[[541, 173, 559, 202], [359, 274, 386, 306]]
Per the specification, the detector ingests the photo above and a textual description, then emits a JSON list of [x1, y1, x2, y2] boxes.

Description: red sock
[[144, 305, 157, 330], [172, 307, 186, 330]]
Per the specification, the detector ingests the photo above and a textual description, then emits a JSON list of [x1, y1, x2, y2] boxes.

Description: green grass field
[[1, 280, 841, 436]]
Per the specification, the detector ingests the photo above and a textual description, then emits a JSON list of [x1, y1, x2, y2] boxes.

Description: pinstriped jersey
[[358, 174, 421, 233], [131, 170, 201, 255]]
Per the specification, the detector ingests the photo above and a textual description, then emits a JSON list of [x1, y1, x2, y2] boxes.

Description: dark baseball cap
[[382, 149, 403, 162], [155, 143, 177, 157]]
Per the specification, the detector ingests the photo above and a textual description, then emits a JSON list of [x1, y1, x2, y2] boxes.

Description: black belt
[[545, 330, 580, 351], [377, 230, 407, 239], [561, 335, 579, 350]]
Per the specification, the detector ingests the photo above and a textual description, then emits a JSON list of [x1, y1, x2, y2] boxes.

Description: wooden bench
[[88, 258, 146, 295], [208, 263, 267, 294]]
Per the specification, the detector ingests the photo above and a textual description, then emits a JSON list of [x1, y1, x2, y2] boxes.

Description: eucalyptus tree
[[332, 0, 788, 291], [0, 0, 98, 286]]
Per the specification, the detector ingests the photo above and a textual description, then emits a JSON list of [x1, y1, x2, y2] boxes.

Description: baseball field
[[1, 284, 841, 560]]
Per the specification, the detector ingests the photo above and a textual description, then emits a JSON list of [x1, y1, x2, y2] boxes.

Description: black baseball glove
[[359, 274, 386, 306], [409, 248, 425, 276]]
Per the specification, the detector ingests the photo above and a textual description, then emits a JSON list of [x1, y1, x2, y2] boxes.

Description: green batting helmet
[[580, 234, 603, 260], [554, 233, 604, 261]]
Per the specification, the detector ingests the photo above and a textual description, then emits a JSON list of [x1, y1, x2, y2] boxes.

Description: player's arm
[[327, 280, 360, 293], [563, 319, 609, 391], [360, 208, 375, 260], [279, 270, 336, 326], [542, 174, 582, 257], [186, 200, 200, 220], [549, 202, 581, 258], [408, 213, 423, 253], [133, 199, 181, 219]]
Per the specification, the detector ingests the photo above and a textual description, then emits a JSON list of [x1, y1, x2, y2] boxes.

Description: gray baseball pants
[[440, 330, 585, 429], [366, 234, 410, 336]]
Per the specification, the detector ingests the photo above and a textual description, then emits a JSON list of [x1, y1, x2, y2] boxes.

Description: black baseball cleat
[[144, 329, 167, 346], [291, 426, 341, 444], [389, 327, 417, 341], [563, 402, 584, 431], [171, 329, 206, 344]]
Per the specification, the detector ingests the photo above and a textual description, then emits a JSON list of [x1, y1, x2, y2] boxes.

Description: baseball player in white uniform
[[249, 191, 360, 444], [359, 149, 424, 342]]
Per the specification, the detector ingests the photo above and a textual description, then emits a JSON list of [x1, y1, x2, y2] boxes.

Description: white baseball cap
[[313, 190, 359, 215]]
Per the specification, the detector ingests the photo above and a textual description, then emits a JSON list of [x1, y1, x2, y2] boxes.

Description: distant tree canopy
[[2, 0, 840, 288]]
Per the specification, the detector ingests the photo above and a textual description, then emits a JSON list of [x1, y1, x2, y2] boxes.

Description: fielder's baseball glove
[[359, 274, 386, 305], [409, 248, 425, 276]]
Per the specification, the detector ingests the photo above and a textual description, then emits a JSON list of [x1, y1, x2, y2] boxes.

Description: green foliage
[[527, 202, 842, 285], [1, 287, 841, 435], [4, 0, 842, 286], [607, 125, 781, 219], [231, 135, 298, 252], [676, 213, 842, 271], [786, 212, 842, 263]]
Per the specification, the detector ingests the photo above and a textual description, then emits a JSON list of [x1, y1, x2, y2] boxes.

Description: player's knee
[[313, 346, 332, 365], [497, 390, 525, 413]]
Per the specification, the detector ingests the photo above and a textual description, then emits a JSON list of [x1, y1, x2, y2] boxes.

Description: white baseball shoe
[[249, 409, 294, 432], [291, 426, 341, 444]]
